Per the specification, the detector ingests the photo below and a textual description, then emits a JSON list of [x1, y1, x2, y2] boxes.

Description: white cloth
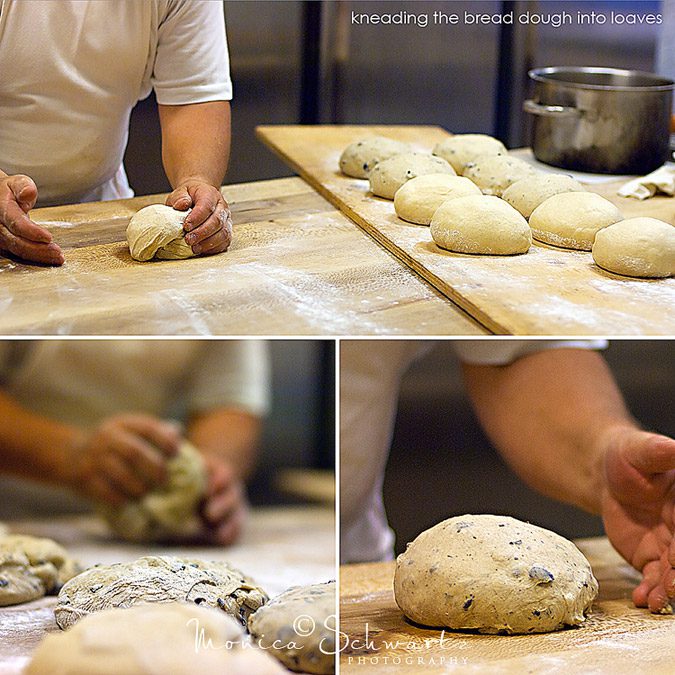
[[618, 166, 675, 200], [0, 0, 232, 206], [340, 340, 607, 564]]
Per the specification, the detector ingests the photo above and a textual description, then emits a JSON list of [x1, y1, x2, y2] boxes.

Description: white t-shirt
[[0, 0, 232, 206]]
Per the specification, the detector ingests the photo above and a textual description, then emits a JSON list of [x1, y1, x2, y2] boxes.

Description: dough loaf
[[433, 134, 507, 174], [369, 153, 455, 200], [339, 136, 411, 178], [502, 174, 585, 218], [463, 154, 538, 197], [126, 204, 195, 261]]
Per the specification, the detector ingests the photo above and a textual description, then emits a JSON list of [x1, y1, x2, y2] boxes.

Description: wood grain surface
[[257, 125, 675, 336], [339, 538, 674, 674]]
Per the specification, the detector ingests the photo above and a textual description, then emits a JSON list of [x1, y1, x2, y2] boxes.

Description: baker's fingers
[[627, 433, 675, 476], [183, 187, 221, 232], [165, 186, 193, 211], [203, 482, 242, 524], [213, 505, 245, 546], [111, 429, 170, 487], [647, 583, 672, 613], [1, 198, 53, 243], [192, 226, 231, 256], [6, 174, 38, 212], [117, 415, 181, 458], [185, 206, 225, 247], [0, 228, 64, 265], [88, 474, 126, 507], [205, 460, 236, 498], [100, 452, 147, 499], [632, 558, 662, 607]]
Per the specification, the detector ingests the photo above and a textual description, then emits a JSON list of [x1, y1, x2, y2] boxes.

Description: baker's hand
[[165, 180, 232, 256], [0, 173, 64, 265], [600, 425, 675, 614]]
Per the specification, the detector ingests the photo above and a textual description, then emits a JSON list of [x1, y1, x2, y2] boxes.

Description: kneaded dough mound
[[592, 217, 675, 278], [248, 581, 336, 674], [339, 136, 411, 178], [529, 192, 623, 251], [369, 153, 455, 200], [127, 204, 195, 261], [430, 195, 531, 255], [394, 514, 598, 634], [433, 134, 507, 174], [463, 154, 538, 197], [502, 174, 586, 219], [394, 174, 481, 225], [28, 603, 285, 675], [54, 555, 268, 630]]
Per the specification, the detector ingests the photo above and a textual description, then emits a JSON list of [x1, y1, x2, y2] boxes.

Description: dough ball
[[394, 174, 481, 225], [28, 603, 285, 675], [394, 514, 598, 634], [433, 134, 507, 174], [502, 174, 586, 218], [529, 192, 623, 250], [126, 204, 195, 261], [98, 442, 207, 543], [463, 154, 538, 197], [430, 195, 531, 255], [55, 555, 268, 630], [339, 136, 411, 178], [369, 153, 456, 200], [248, 581, 335, 674], [592, 217, 675, 278]]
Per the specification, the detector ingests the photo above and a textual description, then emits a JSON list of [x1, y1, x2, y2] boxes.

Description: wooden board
[[339, 538, 674, 674], [0, 177, 484, 336], [257, 125, 675, 336]]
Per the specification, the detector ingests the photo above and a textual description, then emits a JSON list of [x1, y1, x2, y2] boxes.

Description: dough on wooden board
[[394, 515, 598, 634], [28, 603, 286, 675], [339, 136, 411, 178], [248, 581, 336, 675], [126, 204, 195, 261], [430, 195, 531, 255], [502, 174, 586, 218], [432, 134, 507, 174], [369, 153, 455, 200], [592, 217, 675, 278], [463, 154, 538, 197], [393, 174, 481, 225], [529, 192, 623, 250]]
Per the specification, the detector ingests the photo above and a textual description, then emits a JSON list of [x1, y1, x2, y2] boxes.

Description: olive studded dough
[[339, 136, 411, 178], [501, 174, 586, 219], [432, 134, 507, 174], [369, 153, 456, 200], [462, 154, 538, 197]]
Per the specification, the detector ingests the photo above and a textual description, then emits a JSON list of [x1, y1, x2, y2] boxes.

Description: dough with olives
[[369, 153, 455, 200], [433, 134, 507, 174], [339, 136, 411, 178], [463, 154, 538, 197], [502, 174, 586, 218]]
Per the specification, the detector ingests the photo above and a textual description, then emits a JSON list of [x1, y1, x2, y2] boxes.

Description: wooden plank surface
[[257, 125, 675, 336], [0, 177, 484, 336], [339, 538, 674, 674]]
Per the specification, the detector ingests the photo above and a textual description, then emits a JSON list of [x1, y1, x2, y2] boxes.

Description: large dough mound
[[339, 136, 411, 178], [126, 204, 195, 261], [394, 174, 481, 225], [592, 217, 675, 278], [529, 192, 623, 250], [502, 174, 586, 218], [394, 515, 598, 634], [433, 134, 507, 174], [463, 154, 538, 196], [54, 556, 268, 630], [98, 442, 207, 543], [28, 603, 285, 675], [248, 581, 336, 674], [430, 195, 531, 255], [369, 153, 455, 200]]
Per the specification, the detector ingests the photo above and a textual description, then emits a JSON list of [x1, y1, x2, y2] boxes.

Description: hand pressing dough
[[248, 581, 336, 675], [28, 603, 285, 675], [433, 134, 507, 174], [98, 442, 207, 543], [394, 174, 481, 225], [430, 195, 531, 255], [592, 217, 675, 278], [369, 153, 455, 200], [463, 154, 538, 197], [54, 555, 268, 630], [502, 174, 586, 218], [529, 192, 623, 250], [394, 515, 598, 634], [126, 204, 195, 261], [339, 136, 411, 178]]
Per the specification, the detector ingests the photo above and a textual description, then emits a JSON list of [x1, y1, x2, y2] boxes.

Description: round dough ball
[[430, 195, 531, 255], [592, 217, 675, 278], [339, 136, 411, 178], [463, 154, 538, 197], [502, 174, 586, 219], [394, 174, 481, 225], [394, 515, 598, 634], [126, 204, 195, 261], [433, 134, 507, 174], [529, 192, 623, 251], [369, 153, 456, 200]]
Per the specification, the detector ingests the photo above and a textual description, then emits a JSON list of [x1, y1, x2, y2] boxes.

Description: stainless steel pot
[[524, 67, 674, 174]]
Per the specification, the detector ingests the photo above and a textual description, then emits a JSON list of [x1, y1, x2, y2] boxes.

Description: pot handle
[[523, 99, 581, 118]]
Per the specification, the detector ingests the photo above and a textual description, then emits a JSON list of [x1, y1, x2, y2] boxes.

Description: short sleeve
[[451, 340, 608, 365]]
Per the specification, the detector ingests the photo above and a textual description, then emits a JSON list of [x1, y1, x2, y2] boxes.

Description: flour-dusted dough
[[393, 174, 481, 225], [28, 603, 285, 675], [126, 204, 195, 261], [394, 515, 598, 634], [430, 195, 531, 255], [339, 136, 411, 178], [98, 442, 207, 543], [529, 192, 623, 250], [463, 154, 538, 197], [369, 153, 456, 200], [502, 174, 586, 218], [592, 217, 675, 278], [433, 134, 507, 174], [248, 581, 336, 675], [54, 556, 268, 630]]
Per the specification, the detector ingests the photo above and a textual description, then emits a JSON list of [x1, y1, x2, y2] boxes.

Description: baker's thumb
[[8, 175, 38, 212], [166, 186, 193, 211]]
